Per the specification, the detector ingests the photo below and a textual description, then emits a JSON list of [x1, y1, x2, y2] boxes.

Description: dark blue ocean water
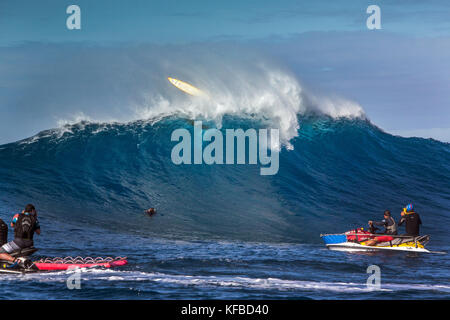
[[0, 116, 449, 299]]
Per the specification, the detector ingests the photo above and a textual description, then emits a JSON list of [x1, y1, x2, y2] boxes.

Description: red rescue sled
[[33, 257, 128, 271]]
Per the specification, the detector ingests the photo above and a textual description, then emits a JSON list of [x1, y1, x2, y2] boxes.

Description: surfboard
[[168, 77, 205, 97]]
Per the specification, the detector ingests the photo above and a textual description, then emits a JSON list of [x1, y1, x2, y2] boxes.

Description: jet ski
[[320, 228, 433, 253], [0, 247, 40, 274], [0, 248, 128, 274]]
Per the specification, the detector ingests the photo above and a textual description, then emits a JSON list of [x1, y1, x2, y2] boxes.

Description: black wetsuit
[[398, 211, 422, 236], [0, 213, 40, 254]]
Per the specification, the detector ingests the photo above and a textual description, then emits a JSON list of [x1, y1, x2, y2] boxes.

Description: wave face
[[0, 115, 449, 243]]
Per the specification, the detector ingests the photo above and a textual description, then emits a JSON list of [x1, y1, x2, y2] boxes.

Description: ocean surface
[[0, 115, 449, 299]]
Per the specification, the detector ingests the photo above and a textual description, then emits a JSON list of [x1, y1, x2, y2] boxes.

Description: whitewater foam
[[132, 66, 365, 149], [2, 268, 449, 294]]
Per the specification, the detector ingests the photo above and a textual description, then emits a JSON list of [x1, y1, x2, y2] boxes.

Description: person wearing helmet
[[398, 203, 422, 236]]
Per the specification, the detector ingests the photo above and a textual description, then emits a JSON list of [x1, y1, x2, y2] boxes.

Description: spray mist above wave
[[132, 61, 365, 149], [1, 42, 368, 147]]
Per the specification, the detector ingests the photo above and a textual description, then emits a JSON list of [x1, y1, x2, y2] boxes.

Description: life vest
[[400, 211, 421, 236], [14, 212, 37, 240]]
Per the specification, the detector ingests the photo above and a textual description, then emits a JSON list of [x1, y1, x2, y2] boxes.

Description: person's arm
[[372, 220, 386, 227], [35, 228, 41, 235], [398, 217, 405, 226]]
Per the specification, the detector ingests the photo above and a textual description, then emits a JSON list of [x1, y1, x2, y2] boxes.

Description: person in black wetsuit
[[0, 204, 41, 268], [398, 203, 422, 236]]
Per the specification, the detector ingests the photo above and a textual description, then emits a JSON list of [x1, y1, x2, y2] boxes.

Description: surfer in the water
[[145, 208, 156, 217]]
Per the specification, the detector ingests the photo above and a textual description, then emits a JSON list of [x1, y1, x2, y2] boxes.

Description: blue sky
[[2, 0, 450, 43], [0, 0, 449, 143]]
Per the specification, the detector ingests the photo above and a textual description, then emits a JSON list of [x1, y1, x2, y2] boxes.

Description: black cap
[[24, 204, 35, 213]]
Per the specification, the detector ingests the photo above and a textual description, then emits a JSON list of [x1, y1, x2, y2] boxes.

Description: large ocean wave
[[0, 44, 448, 243], [0, 114, 449, 243]]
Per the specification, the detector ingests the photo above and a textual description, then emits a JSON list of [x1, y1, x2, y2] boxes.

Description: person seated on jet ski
[[0, 204, 40, 269], [365, 210, 397, 246], [398, 203, 422, 237], [368, 210, 398, 235]]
